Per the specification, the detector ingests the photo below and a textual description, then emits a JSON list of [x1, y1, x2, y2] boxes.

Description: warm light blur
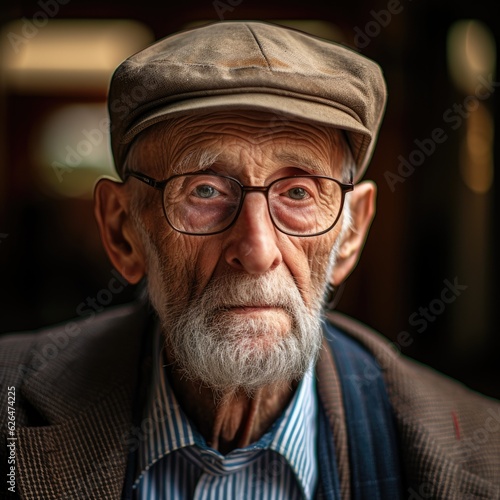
[[447, 20, 496, 95], [447, 20, 496, 195], [446, 20, 495, 355], [0, 19, 155, 199], [35, 104, 116, 198], [460, 107, 494, 194], [2, 19, 154, 93]]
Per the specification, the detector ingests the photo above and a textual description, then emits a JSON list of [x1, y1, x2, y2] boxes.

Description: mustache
[[192, 271, 305, 313]]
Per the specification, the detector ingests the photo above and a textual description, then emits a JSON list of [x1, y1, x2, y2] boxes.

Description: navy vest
[[317, 321, 404, 499]]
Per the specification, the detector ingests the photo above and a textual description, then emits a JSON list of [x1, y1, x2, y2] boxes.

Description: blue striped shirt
[[133, 326, 318, 499]]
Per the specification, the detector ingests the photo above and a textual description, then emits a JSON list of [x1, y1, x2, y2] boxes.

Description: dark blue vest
[[317, 321, 404, 499]]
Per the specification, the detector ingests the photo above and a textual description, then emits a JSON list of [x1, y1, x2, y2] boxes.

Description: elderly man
[[1, 20, 499, 500]]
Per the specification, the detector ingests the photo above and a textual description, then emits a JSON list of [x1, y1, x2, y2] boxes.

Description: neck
[[165, 362, 296, 454]]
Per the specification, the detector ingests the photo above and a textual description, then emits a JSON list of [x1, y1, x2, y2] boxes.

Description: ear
[[94, 177, 146, 284], [331, 180, 376, 286]]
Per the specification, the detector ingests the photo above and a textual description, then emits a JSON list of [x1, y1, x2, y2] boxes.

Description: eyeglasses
[[125, 170, 353, 237]]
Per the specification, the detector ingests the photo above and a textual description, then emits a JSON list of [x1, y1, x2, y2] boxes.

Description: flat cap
[[108, 21, 387, 180]]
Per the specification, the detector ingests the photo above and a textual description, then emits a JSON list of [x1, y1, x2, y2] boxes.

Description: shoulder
[[0, 299, 149, 376], [0, 300, 153, 425], [323, 311, 500, 493]]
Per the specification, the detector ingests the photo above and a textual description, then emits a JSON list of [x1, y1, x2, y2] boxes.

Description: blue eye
[[194, 185, 219, 198], [287, 187, 308, 200]]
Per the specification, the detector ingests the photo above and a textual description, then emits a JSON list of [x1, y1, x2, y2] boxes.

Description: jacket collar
[[16, 300, 154, 499]]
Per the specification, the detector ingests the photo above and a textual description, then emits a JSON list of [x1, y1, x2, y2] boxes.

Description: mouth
[[211, 304, 293, 338], [217, 302, 279, 309], [227, 305, 283, 314], [212, 302, 291, 318]]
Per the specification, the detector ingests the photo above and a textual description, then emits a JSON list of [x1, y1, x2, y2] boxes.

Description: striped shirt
[[133, 326, 318, 499]]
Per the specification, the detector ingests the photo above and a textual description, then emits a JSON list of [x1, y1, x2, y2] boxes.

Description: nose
[[223, 192, 283, 274]]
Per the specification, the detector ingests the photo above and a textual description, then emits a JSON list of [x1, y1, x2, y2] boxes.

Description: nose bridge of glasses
[[239, 185, 271, 209], [235, 185, 276, 233], [239, 185, 272, 213], [241, 185, 269, 193]]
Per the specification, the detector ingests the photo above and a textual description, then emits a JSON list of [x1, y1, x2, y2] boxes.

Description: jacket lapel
[[16, 386, 132, 499], [14, 301, 152, 499]]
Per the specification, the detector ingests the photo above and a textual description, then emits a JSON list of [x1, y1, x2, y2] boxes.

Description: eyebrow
[[172, 149, 221, 175], [172, 148, 332, 176], [274, 151, 331, 175]]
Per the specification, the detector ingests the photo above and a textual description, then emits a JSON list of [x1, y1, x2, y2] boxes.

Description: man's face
[[127, 111, 349, 393]]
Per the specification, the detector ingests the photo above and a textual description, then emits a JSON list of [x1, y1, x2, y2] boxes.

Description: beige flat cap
[[108, 21, 387, 180]]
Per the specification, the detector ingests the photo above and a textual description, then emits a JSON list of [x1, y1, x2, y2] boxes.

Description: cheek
[[282, 236, 335, 307], [152, 231, 223, 304]]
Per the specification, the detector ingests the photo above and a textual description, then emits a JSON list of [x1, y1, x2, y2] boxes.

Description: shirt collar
[[135, 323, 318, 498]]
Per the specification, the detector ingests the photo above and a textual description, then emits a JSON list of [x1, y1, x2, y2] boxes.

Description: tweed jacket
[[1, 300, 499, 499]]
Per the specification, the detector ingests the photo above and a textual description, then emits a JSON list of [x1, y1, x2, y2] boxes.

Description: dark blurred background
[[0, 0, 498, 398]]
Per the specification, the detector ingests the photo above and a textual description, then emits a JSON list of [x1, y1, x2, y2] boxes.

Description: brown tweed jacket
[[1, 300, 499, 499]]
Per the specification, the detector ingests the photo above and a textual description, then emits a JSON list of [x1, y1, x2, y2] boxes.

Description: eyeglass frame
[[124, 169, 354, 237]]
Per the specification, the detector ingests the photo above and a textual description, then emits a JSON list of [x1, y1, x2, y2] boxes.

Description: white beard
[[164, 273, 322, 394], [143, 245, 341, 396]]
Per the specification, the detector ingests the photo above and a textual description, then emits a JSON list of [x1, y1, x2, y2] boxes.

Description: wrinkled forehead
[[124, 110, 350, 178]]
